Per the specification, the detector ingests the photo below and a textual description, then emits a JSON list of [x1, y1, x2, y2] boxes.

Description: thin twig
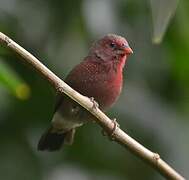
[[0, 32, 185, 180]]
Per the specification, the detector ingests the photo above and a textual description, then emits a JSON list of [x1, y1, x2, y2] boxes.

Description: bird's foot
[[101, 118, 120, 141], [109, 118, 120, 141], [90, 97, 99, 110]]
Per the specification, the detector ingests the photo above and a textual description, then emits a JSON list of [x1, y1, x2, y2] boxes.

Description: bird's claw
[[101, 118, 120, 141], [90, 97, 99, 110], [109, 118, 119, 140]]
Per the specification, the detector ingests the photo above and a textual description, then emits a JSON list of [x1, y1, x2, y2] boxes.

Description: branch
[[0, 32, 185, 180]]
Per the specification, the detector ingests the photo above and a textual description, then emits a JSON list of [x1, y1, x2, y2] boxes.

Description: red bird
[[38, 34, 133, 151]]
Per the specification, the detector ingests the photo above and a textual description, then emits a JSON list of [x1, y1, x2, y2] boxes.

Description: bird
[[37, 34, 133, 151]]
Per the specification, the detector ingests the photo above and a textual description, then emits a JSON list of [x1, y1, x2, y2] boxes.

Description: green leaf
[[0, 58, 30, 100], [151, 0, 179, 44]]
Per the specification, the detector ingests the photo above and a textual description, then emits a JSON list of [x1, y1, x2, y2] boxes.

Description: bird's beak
[[122, 45, 133, 55]]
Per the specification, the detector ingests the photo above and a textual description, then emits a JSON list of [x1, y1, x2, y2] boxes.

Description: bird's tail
[[37, 126, 75, 151]]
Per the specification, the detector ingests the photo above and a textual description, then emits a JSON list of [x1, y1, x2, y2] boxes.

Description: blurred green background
[[0, 0, 188, 179]]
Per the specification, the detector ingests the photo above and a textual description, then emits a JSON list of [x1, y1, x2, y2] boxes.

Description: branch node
[[4, 36, 11, 46], [90, 97, 99, 111], [101, 118, 120, 141], [153, 153, 160, 163], [109, 118, 120, 141], [56, 86, 65, 93]]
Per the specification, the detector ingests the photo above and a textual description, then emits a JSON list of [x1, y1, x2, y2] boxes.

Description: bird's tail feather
[[64, 128, 75, 145], [37, 126, 75, 151]]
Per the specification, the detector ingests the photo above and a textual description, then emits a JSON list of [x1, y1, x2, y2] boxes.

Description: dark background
[[0, 0, 188, 179]]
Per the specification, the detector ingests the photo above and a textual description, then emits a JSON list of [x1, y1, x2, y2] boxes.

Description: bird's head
[[89, 34, 133, 62]]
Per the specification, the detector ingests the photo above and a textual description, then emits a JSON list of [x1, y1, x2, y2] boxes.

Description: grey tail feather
[[37, 127, 75, 152]]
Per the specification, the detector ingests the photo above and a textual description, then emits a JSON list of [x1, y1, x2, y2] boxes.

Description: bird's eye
[[110, 42, 116, 48], [122, 43, 128, 48]]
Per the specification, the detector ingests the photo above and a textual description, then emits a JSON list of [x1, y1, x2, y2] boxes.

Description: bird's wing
[[54, 58, 92, 112]]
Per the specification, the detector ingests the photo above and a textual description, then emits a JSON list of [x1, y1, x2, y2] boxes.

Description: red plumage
[[65, 58, 122, 109], [38, 34, 133, 151]]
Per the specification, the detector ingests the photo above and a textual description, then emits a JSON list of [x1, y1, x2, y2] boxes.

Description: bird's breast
[[92, 69, 123, 109], [65, 59, 124, 110], [75, 61, 123, 109]]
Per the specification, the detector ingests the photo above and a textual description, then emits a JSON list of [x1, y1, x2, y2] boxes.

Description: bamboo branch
[[0, 32, 185, 180]]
